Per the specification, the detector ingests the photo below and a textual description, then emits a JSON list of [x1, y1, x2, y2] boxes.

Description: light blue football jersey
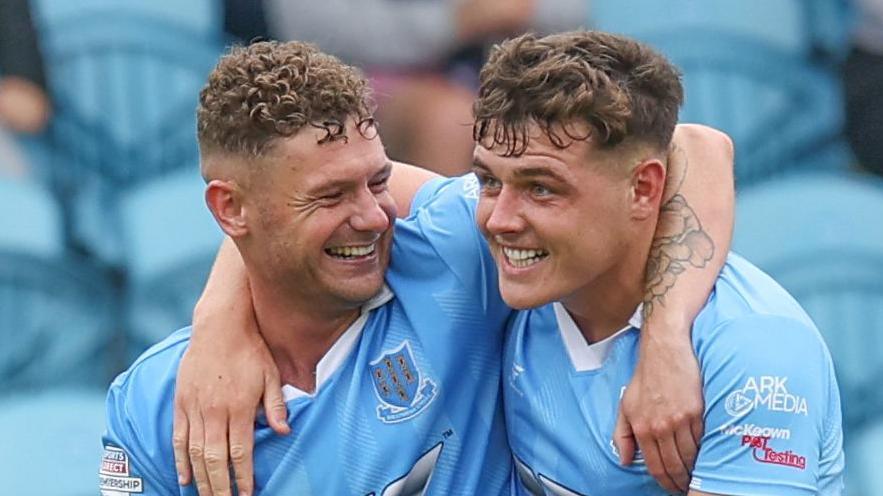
[[505, 254, 845, 496], [101, 175, 516, 495]]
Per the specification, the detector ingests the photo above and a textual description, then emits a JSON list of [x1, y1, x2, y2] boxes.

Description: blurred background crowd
[[0, 0, 881, 494]]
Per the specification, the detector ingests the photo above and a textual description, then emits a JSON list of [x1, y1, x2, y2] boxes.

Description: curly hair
[[473, 31, 683, 157], [197, 41, 376, 157]]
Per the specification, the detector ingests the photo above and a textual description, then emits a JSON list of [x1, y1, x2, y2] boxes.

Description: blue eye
[[531, 184, 551, 197], [479, 175, 501, 191]]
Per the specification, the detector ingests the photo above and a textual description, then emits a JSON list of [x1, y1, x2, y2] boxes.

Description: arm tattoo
[[642, 150, 715, 320]]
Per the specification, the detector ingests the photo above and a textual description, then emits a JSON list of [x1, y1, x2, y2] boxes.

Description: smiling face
[[243, 120, 396, 311], [472, 122, 637, 310]]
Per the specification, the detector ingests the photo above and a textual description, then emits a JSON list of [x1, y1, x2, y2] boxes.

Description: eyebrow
[[471, 156, 568, 183], [311, 161, 393, 194]]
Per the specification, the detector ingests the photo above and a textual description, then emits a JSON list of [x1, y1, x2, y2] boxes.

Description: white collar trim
[[281, 285, 394, 402], [553, 302, 643, 372]]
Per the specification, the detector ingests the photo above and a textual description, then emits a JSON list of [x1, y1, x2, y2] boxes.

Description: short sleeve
[[688, 314, 844, 496], [101, 334, 194, 496], [391, 174, 505, 319]]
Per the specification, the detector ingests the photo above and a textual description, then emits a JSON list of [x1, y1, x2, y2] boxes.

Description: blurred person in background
[[222, 0, 587, 176], [844, 0, 883, 176], [0, 0, 52, 177]]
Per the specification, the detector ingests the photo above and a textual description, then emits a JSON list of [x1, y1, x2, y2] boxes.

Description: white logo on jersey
[[719, 423, 791, 440], [462, 175, 480, 200], [724, 376, 808, 417]]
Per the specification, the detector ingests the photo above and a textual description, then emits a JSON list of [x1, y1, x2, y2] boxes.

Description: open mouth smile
[[325, 243, 377, 259], [502, 246, 549, 268]]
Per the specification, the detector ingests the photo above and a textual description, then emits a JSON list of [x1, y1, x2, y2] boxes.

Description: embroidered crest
[[370, 341, 437, 423]]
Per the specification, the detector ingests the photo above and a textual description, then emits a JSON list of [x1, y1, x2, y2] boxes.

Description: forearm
[[192, 237, 255, 339], [389, 160, 440, 217], [642, 124, 735, 332]]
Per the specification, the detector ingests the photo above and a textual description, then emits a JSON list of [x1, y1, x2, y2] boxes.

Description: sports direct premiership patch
[[100, 446, 143, 494]]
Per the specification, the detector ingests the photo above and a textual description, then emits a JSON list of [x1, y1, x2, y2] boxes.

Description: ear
[[205, 179, 249, 238], [629, 159, 666, 221]]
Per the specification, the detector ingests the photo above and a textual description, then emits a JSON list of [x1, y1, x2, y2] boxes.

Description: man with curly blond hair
[[102, 37, 739, 495]]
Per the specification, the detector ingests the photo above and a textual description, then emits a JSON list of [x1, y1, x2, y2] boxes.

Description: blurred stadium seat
[[0, 176, 62, 258], [845, 418, 883, 496], [733, 172, 883, 434], [0, 388, 107, 496], [592, 0, 852, 186], [0, 177, 117, 390], [33, 0, 224, 263], [121, 169, 223, 357]]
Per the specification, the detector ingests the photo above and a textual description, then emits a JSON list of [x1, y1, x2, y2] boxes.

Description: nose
[[350, 189, 393, 233], [483, 187, 524, 235]]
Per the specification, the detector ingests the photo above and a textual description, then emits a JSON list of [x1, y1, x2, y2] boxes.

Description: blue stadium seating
[[0, 177, 62, 258], [0, 388, 107, 496], [121, 169, 223, 357], [33, 0, 224, 263], [0, 178, 117, 390], [591, 0, 852, 186], [733, 172, 883, 434], [845, 419, 883, 496]]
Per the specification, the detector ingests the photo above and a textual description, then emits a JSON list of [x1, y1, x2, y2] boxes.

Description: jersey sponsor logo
[[100, 446, 143, 494], [724, 376, 808, 417], [370, 341, 438, 423], [720, 423, 791, 440], [741, 435, 806, 470]]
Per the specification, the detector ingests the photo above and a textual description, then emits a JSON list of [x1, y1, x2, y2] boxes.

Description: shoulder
[[110, 327, 191, 399], [106, 327, 190, 444], [102, 328, 191, 491], [692, 253, 826, 360]]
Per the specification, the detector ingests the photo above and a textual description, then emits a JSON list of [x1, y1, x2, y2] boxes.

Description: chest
[[503, 318, 670, 495]]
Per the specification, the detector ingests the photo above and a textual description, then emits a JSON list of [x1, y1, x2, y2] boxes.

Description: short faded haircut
[[473, 30, 683, 157], [197, 40, 376, 158]]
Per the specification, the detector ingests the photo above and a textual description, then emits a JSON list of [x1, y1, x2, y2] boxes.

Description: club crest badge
[[370, 341, 438, 423]]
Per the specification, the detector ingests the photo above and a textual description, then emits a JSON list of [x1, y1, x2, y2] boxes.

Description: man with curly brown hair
[[102, 38, 737, 495], [469, 31, 844, 495]]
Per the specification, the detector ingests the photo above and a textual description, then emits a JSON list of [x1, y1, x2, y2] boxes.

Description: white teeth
[[502, 247, 548, 267], [326, 243, 376, 258]]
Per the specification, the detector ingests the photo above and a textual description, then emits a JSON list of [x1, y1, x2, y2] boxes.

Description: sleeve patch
[[100, 446, 144, 494]]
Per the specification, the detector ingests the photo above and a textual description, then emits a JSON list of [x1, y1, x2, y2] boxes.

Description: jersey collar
[[553, 302, 643, 372], [281, 284, 394, 402]]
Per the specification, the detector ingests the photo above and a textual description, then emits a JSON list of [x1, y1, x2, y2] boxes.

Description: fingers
[[691, 416, 704, 448], [263, 372, 290, 435], [203, 412, 233, 496], [658, 434, 690, 492], [675, 423, 699, 473], [612, 411, 636, 466], [229, 408, 256, 496], [172, 405, 192, 486], [188, 413, 213, 495], [635, 435, 680, 494]]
